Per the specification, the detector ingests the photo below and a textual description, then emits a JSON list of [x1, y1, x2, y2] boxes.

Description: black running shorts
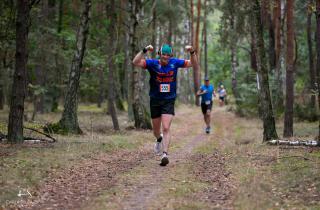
[[219, 96, 225, 101], [150, 98, 175, 119], [201, 101, 212, 115]]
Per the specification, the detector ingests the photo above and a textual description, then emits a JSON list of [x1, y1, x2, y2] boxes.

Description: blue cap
[[204, 76, 209, 81], [160, 44, 173, 55]]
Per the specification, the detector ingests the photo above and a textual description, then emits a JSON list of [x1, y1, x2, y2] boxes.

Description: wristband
[[190, 50, 195, 55], [142, 48, 147, 53]]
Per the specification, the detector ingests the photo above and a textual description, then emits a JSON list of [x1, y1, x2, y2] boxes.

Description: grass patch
[[222, 116, 320, 209], [0, 130, 151, 206], [194, 136, 218, 154]]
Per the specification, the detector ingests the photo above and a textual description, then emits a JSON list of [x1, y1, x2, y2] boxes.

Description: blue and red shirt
[[144, 58, 188, 100]]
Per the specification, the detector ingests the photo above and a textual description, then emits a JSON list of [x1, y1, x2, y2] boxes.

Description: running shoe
[[205, 127, 211, 134], [154, 134, 163, 155], [160, 153, 169, 166], [154, 141, 162, 155]]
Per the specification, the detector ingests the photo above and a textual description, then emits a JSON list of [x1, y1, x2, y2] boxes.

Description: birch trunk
[[58, 0, 91, 134]]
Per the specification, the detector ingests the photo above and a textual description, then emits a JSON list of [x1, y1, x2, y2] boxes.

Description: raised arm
[[184, 45, 198, 68], [132, 45, 153, 68]]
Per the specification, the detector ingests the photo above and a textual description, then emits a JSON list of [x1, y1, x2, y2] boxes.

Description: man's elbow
[[132, 60, 138, 66]]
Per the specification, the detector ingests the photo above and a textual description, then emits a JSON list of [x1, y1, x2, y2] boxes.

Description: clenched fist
[[145, 45, 154, 52], [185, 45, 194, 52]]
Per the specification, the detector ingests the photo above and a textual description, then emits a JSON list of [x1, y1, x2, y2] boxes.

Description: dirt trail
[[16, 106, 235, 210]]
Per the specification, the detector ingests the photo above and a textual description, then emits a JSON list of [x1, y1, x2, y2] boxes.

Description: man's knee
[[162, 126, 170, 133]]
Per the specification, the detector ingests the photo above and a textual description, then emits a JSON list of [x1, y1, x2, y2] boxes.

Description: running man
[[132, 44, 198, 166], [197, 77, 215, 134]]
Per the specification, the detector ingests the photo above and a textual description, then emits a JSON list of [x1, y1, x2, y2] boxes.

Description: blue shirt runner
[[200, 84, 214, 104]]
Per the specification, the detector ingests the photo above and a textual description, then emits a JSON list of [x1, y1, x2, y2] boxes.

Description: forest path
[[17, 105, 235, 210]]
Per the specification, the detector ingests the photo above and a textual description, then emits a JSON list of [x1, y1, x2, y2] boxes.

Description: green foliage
[[28, 84, 47, 96], [294, 104, 318, 122], [79, 71, 102, 103], [235, 82, 259, 117]]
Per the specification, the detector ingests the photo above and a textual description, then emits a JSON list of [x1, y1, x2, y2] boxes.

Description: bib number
[[205, 100, 211, 105], [160, 84, 170, 93]]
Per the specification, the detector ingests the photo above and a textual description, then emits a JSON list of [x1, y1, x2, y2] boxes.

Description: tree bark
[[283, 0, 294, 137], [273, 0, 281, 65], [129, 0, 151, 129], [168, 0, 172, 44], [34, 0, 50, 116], [203, 0, 208, 78], [106, 0, 120, 130], [58, 0, 91, 134], [307, 0, 316, 108], [230, 8, 240, 107], [316, 0, 320, 140], [273, 0, 284, 113], [253, 0, 278, 141], [0, 83, 4, 110], [57, 0, 63, 33], [190, 0, 194, 45], [151, 0, 157, 58], [193, 0, 201, 106], [8, 0, 31, 143]]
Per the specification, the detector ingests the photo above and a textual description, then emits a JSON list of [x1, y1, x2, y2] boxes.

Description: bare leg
[[161, 114, 173, 153], [205, 110, 211, 127], [152, 117, 162, 139]]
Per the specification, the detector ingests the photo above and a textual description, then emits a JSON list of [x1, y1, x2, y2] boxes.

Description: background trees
[[2, 0, 319, 141]]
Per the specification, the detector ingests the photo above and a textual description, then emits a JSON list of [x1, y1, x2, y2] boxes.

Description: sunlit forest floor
[[0, 103, 319, 210]]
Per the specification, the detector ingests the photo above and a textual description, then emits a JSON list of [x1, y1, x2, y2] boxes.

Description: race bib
[[205, 100, 211, 105], [160, 84, 170, 92]]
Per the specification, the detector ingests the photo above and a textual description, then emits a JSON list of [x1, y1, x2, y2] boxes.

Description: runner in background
[[197, 77, 215, 134], [218, 85, 227, 106]]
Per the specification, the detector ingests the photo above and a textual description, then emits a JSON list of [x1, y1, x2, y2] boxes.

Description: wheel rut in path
[[92, 109, 217, 210], [15, 107, 234, 210]]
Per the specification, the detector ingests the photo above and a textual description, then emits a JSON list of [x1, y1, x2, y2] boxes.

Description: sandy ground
[[14, 106, 235, 210]]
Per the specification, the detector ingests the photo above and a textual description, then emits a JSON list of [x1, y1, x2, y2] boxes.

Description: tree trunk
[[58, 0, 91, 134], [273, 0, 281, 66], [7, 0, 31, 143], [0, 83, 4, 110], [193, 0, 201, 106], [190, 0, 199, 105], [130, 0, 151, 129], [203, 0, 208, 77], [106, 0, 120, 130], [273, 0, 284, 113], [168, 0, 172, 44], [316, 0, 320, 140], [190, 0, 194, 45], [283, 0, 294, 137], [307, 0, 316, 108], [230, 10, 240, 107], [57, 0, 63, 33], [268, 14, 276, 70], [97, 67, 105, 108], [151, 0, 157, 58], [253, 0, 278, 141], [34, 0, 50, 116]]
